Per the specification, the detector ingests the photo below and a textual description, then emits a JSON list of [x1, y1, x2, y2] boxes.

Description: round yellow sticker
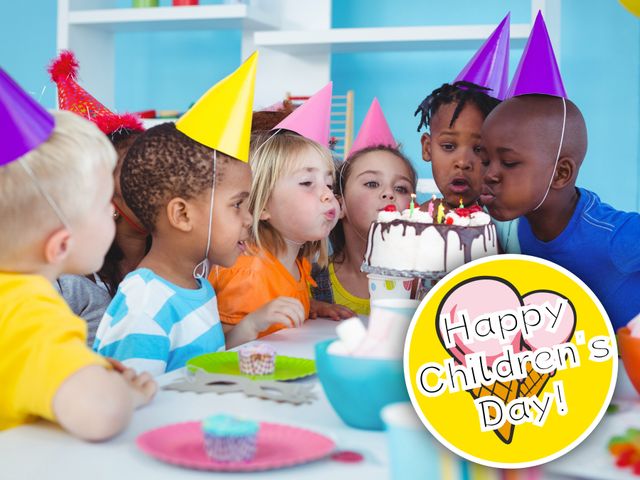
[[404, 254, 617, 468]]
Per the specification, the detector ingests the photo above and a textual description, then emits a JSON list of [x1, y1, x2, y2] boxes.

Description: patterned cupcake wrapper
[[203, 433, 257, 462], [239, 354, 275, 376]]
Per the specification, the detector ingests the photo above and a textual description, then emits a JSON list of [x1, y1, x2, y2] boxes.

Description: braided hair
[[414, 81, 501, 132]]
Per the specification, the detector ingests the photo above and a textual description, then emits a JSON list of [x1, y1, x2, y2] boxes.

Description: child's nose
[[243, 210, 252, 227], [381, 192, 395, 200], [320, 185, 335, 202], [455, 151, 474, 170], [483, 166, 499, 184]]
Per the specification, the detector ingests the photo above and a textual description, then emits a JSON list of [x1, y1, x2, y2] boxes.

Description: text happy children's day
[[415, 298, 613, 433]]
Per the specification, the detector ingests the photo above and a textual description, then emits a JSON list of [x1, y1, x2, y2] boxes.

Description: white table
[[0, 319, 389, 480], [1, 318, 638, 480]]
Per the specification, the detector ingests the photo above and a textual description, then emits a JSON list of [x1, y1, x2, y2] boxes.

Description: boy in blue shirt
[[479, 13, 640, 330]]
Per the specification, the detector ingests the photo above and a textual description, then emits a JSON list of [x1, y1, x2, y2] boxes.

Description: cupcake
[[238, 342, 276, 375], [202, 414, 259, 462]]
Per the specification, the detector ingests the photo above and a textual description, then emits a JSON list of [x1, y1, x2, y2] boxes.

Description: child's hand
[[120, 366, 157, 409], [246, 296, 305, 331], [226, 297, 305, 348], [309, 299, 356, 321]]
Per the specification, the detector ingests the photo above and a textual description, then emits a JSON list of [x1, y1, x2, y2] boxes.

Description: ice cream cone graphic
[[469, 378, 521, 443], [519, 364, 556, 399], [437, 282, 577, 445]]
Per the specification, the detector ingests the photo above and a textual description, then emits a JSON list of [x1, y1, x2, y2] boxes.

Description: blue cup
[[382, 402, 442, 479], [315, 339, 410, 430]]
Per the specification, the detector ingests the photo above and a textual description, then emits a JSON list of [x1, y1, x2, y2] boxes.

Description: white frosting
[[469, 211, 491, 226], [365, 220, 499, 274], [445, 212, 470, 227], [377, 210, 402, 222], [400, 209, 433, 224]]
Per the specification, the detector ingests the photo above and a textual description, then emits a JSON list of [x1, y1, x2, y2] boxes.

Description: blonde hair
[[0, 110, 116, 258], [249, 132, 335, 267]]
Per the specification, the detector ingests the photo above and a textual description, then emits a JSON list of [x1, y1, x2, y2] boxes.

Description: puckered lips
[[480, 185, 496, 206]]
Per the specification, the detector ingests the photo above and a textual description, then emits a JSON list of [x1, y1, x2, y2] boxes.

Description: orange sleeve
[[209, 255, 277, 327]]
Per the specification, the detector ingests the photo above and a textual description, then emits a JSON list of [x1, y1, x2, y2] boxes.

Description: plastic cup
[[381, 402, 442, 479], [362, 299, 420, 358], [368, 274, 414, 301]]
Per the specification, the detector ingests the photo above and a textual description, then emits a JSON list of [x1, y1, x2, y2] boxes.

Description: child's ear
[[336, 195, 346, 219], [44, 228, 72, 265], [166, 197, 193, 232], [259, 209, 271, 221], [552, 157, 577, 189], [421, 133, 432, 162]]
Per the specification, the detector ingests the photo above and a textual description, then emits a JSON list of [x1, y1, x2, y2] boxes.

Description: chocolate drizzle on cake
[[365, 220, 497, 272]]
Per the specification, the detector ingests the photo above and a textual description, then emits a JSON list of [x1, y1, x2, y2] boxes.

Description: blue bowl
[[315, 339, 410, 430]]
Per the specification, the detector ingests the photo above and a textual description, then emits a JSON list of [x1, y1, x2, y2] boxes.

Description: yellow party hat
[[176, 51, 258, 162]]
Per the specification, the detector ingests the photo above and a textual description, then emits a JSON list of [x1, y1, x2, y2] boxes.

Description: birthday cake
[[363, 198, 498, 275]]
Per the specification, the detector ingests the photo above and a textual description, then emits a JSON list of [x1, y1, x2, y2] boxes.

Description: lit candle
[[437, 203, 445, 224], [459, 197, 464, 208], [409, 193, 416, 217]]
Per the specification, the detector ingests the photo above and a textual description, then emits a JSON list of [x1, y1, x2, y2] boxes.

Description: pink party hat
[[272, 82, 332, 146], [0, 68, 54, 167], [454, 13, 510, 100], [349, 98, 396, 156], [506, 11, 567, 98]]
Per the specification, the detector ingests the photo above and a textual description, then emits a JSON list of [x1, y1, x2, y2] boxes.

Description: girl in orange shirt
[[210, 131, 353, 339]]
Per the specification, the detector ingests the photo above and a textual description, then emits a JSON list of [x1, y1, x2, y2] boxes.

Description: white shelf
[[141, 118, 178, 128], [67, 4, 279, 32], [254, 23, 532, 54]]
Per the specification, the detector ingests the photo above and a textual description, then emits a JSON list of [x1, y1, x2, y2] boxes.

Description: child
[[49, 51, 149, 345], [251, 100, 294, 132], [211, 83, 351, 337], [93, 54, 282, 374], [0, 69, 155, 439], [319, 98, 417, 315], [479, 12, 640, 330], [414, 14, 508, 210]]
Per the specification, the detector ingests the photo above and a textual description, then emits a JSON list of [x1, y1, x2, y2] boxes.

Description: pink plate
[[136, 421, 335, 471]]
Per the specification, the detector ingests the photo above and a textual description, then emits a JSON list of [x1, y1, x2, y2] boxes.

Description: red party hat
[[48, 51, 143, 135]]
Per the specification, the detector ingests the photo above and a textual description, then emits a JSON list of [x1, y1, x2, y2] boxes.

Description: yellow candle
[[437, 203, 445, 224]]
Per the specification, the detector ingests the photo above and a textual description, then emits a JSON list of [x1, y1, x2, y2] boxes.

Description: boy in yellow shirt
[[0, 68, 156, 439]]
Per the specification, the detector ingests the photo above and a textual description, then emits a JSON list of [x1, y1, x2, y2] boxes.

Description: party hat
[[348, 98, 396, 156], [0, 68, 54, 167], [506, 11, 567, 98], [176, 51, 258, 162], [48, 50, 143, 135], [454, 13, 510, 100], [272, 82, 332, 146]]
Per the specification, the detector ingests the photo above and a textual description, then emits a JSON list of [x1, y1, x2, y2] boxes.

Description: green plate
[[186, 351, 316, 381]]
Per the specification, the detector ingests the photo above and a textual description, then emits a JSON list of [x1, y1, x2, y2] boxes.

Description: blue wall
[[1, 0, 638, 210], [332, 0, 640, 211]]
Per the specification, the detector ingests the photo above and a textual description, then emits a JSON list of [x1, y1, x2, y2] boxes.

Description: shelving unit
[[254, 23, 533, 54], [57, 0, 561, 110], [64, 4, 279, 32]]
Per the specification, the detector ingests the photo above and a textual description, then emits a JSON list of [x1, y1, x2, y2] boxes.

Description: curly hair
[[251, 100, 295, 132], [121, 122, 230, 233], [414, 81, 501, 132]]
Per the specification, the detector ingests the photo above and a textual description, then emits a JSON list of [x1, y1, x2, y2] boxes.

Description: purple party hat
[[0, 68, 54, 167], [454, 13, 510, 100], [506, 11, 567, 98]]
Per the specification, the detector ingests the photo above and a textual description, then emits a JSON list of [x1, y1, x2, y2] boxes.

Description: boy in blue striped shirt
[[94, 56, 294, 375]]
